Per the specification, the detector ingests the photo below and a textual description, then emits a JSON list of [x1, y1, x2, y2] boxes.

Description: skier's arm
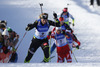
[[72, 34, 81, 49], [65, 24, 73, 33], [25, 21, 38, 31], [69, 13, 75, 26], [52, 27, 56, 32], [48, 20, 60, 27], [47, 35, 55, 39], [47, 31, 55, 39]]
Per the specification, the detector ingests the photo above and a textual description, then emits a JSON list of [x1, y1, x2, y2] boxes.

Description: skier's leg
[[9, 52, 18, 63], [57, 53, 64, 63], [24, 38, 40, 63], [97, 0, 100, 6], [66, 47, 72, 63], [50, 43, 56, 54], [24, 51, 34, 63], [14, 52, 18, 63], [56, 46, 65, 63], [90, 0, 94, 5], [99, 0, 100, 5], [66, 54, 72, 63], [41, 39, 49, 62]]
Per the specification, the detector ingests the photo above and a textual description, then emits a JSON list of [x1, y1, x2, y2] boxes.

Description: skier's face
[[41, 19, 47, 24], [60, 21, 64, 25], [8, 31, 12, 35], [56, 29, 61, 34]]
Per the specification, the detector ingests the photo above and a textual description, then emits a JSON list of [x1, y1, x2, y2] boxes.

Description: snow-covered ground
[[0, 0, 100, 67]]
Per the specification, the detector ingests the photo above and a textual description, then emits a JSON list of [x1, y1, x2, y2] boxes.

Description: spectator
[[90, 0, 100, 6]]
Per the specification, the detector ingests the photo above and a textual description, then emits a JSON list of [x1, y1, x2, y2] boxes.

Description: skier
[[47, 27, 72, 63], [0, 20, 7, 26], [0, 25, 12, 63], [0, 21, 18, 63], [60, 7, 75, 26], [24, 13, 60, 63], [0, 20, 9, 43], [90, 0, 94, 6], [50, 17, 80, 54], [7, 27, 19, 63], [50, 30, 80, 55], [58, 17, 79, 43], [0, 24, 4, 51], [97, 0, 100, 6], [0, 23, 8, 51]]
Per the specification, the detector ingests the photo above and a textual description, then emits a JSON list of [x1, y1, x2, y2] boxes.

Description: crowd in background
[[0, 20, 19, 63]]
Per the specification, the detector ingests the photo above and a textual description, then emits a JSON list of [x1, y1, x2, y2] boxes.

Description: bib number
[[40, 33, 44, 37]]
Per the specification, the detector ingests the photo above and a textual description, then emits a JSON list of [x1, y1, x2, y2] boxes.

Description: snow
[[1, 63, 100, 67], [0, 0, 100, 67]]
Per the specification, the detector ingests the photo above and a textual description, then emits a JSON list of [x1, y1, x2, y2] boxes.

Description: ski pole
[[53, 11, 58, 44], [70, 45, 78, 62], [67, 39, 78, 62], [15, 31, 27, 51], [49, 35, 52, 62], [49, 11, 56, 61], [69, 45, 78, 62], [39, 3, 43, 14], [70, 30, 78, 62], [72, 51, 78, 62], [67, 0, 70, 7], [73, 25, 74, 33]]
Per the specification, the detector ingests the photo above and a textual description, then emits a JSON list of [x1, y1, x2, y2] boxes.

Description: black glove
[[27, 23, 33, 27], [76, 45, 79, 49], [48, 31, 52, 36], [25, 27, 30, 31], [25, 23, 33, 31], [53, 12, 57, 19]]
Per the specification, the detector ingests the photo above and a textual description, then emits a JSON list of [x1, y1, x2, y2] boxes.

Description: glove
[[53, 12, 57, 19], [72, 20, 75, 26], [76, 45, 79, 49], [25, 23, 33, 31], [48, 31, 52, 36], [27, 23, 33, 27], [25, 27, 30, 31]]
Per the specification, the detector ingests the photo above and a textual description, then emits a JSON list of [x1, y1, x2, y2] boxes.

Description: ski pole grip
[[40, 3, 43, 6]]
